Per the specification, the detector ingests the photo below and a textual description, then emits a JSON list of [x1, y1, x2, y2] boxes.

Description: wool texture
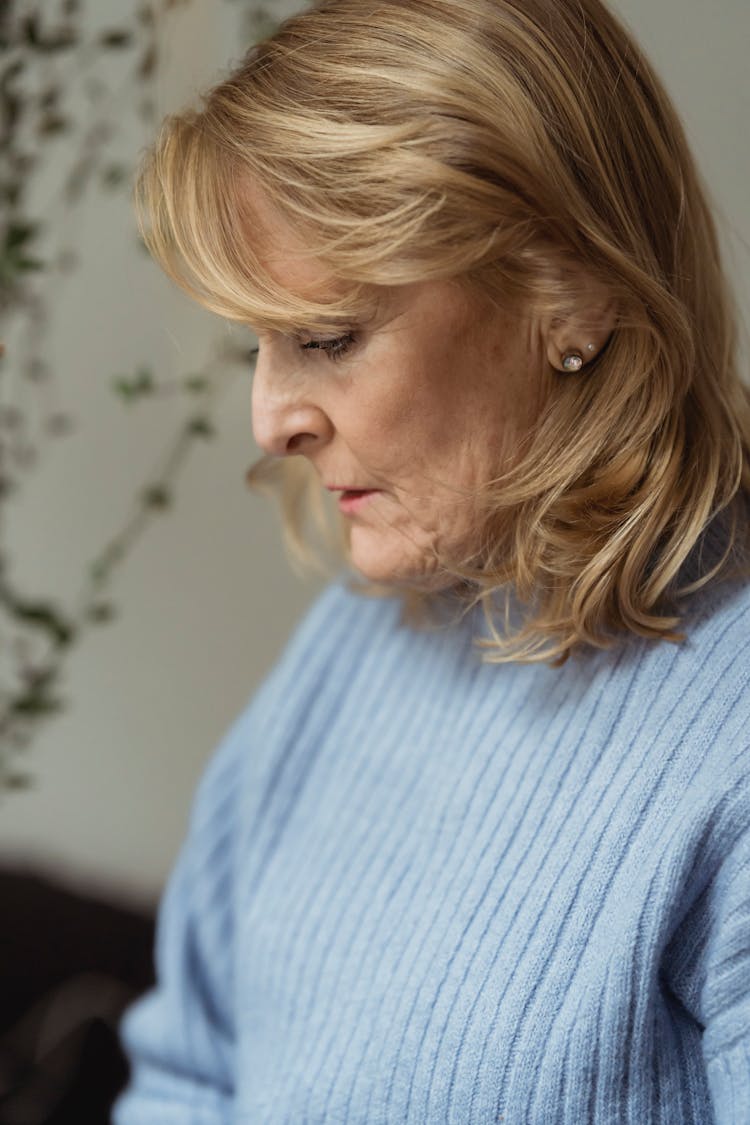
[[114, 544, 750, 1123]]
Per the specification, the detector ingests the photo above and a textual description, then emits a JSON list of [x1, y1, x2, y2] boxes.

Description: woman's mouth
[[336, 489, 379, 515]]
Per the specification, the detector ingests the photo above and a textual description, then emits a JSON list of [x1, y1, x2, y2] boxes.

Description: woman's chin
[[347, 530, 454, 592]]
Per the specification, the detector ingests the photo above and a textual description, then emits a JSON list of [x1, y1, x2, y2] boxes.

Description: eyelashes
[[300, 332, 356, 363], [248, 330, 359, 371]]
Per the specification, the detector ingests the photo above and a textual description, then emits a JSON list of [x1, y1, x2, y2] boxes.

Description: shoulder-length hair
[[134, 0, 750, 664]]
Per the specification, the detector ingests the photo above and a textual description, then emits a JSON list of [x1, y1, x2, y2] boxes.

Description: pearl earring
[[561, 351, 583, 373]]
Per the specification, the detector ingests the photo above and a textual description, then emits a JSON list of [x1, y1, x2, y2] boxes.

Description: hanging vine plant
[[0, 0, 289, 788]]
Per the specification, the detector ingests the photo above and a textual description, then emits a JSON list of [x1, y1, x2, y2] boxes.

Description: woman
[[114, 0, 750, 1121]]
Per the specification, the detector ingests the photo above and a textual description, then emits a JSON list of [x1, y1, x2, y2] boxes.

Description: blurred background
[[0, 0, 747, 1120]]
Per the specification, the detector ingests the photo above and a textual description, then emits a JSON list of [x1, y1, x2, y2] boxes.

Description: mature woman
[[114, 0, 750, 1121]]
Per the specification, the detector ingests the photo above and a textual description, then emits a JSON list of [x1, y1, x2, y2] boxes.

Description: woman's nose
[[251, 344, 333, 457]]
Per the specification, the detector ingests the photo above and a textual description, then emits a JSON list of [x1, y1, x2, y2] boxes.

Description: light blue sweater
[[114, 534, 750, 1123]]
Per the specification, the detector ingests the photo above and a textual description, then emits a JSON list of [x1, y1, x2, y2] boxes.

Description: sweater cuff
[[707, 1037, 750, 1123]]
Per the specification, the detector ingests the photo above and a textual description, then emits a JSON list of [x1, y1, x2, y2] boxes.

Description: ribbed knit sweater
[[114, 546, 750, 1123]]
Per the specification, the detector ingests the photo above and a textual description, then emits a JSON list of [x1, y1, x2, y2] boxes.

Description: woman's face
[[247, 197, 548, 589]]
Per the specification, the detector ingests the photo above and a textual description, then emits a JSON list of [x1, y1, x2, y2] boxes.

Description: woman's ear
[[543, 268, 618, 372]]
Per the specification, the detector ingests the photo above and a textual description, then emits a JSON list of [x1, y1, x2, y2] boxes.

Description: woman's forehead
[[237, 176, 340, 299], [231, 175, 406, 332]]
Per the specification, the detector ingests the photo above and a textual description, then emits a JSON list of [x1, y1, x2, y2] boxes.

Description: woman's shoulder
[[673, 565, 750, 705], [641, 510, 750, 741], [633, 571, 750, 798]]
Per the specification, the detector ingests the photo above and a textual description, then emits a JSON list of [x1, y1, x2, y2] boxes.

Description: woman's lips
[[335, 489, 379, 515]]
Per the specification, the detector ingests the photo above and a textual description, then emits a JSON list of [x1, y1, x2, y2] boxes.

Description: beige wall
[[611, 0, 750, 352], [0, 0, 746, 907], [0, 0, 321, 908]]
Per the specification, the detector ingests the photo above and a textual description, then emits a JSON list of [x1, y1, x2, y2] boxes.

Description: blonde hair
[[135, 0, 750, 664]]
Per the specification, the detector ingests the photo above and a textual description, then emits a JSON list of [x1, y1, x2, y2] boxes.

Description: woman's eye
[[300, 332, 356, 363]]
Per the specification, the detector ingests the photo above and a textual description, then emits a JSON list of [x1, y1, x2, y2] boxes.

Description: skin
[[245, 184, 613, 590]]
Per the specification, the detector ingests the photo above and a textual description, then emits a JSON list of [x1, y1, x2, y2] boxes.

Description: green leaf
[[101, 164, 128, 189], [21, 14, 42, 46], [0, 587, 75, 646], [142, 485, 171, 510], [15, 256, 44, 272], [6, 223, 39, 251], [183, 375, 209, 394], [112, 378, 135, 401], [134, 367, 154, 393], [11, 692, 65, 717], [99, 30, 133, 49], [38, 113, 70, 136], [11, 665, 66, 719], [186, 416, 214, 439], [111, 368, 154, 402], [1, 60, 25, 85], [0, 181, 22, 208], [1, 224, 44, 282], [3, 772, 33, 790], [21, 16, 77, 52]]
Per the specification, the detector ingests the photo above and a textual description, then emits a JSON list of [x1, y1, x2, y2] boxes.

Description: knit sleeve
[[111, 702, 250, 1125], [112, 580, 361, 1124], [702, 826, 750, 1123]]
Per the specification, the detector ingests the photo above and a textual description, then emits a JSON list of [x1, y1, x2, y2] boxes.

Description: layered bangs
[[133, 110, 382, 336]]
